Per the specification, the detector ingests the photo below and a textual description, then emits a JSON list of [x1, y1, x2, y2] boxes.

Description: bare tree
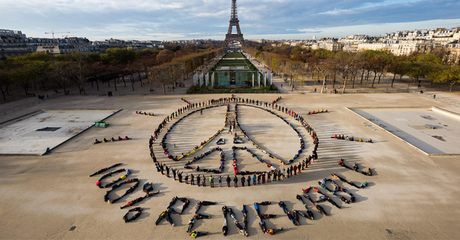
[[148, 66, 171, 95]]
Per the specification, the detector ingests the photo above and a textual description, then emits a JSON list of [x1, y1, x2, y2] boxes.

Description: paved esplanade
[[0, 92, 459, 239]]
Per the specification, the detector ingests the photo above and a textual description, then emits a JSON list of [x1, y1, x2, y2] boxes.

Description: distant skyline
[[2, 0, 460, 41]]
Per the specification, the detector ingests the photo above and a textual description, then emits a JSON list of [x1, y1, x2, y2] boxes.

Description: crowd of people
[[135, 111, 155, 116], [103, 178, 139, 204], [307, 109, 328, 115], [156, 196, 191, 227], [181, 98, 191, 105], [339, 159, 373, 176], [183, 147, 225, 174], [332, 135, 373, 143], [300, 189, 329, 216], [122, 207, 143, 223], [221, 205, 248, 237], [332, 173, 368, 189], [120, 182, 160, 209], [94, 136, 131, 144], [95, 168, 131, 188], [148, 95, 321, 188]]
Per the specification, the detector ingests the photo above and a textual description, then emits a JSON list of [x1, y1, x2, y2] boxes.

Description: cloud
[[319, 0, 427, 15], [1, 0, 460, 40]]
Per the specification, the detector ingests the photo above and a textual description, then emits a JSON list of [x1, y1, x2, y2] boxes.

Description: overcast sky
[[2, 0, 460, 41]]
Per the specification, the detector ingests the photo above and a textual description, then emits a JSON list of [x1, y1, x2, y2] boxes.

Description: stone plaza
[[1, 92, 460, 239]]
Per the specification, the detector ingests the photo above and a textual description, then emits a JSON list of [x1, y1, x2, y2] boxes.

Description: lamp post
[[170, 66, 175, 92], [291, 67, 296, 92]]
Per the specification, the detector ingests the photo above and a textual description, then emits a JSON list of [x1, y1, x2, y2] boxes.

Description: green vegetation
[[246, 44, 460, 92], [223, 52, 245, 58], [187, 85, 279, 94], [0, 46, 226, 101]]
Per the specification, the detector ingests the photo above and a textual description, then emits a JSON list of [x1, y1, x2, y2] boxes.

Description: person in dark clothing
[[226, 175, 231, 187], [260, 214, 276, 219]]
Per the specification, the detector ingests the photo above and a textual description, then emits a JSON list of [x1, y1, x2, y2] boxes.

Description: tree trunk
[[122, 75, 126, 87], [360, 69, 365, 85], [450, 81, 455, 92], [378, 73, 382, 84], [114, 79, 117, 91], [96, 79, 99, 91], [23, 85, 28, 95], [391, 73, 396, 88], [163, 84, 166, 95], [371, 71, 377, 88], [352, 76, 355, 89], [342, 77, 348, 94], [320, 75, 327, 93], [332, 74, 336, 88], [138, 72, 142, 87], [0, 88, 6, 101], [131, 78, 135, 91]]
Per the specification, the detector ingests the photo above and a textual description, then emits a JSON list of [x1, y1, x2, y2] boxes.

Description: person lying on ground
[[254, 202, 261, 216], [168, 196, 178, 208], [315, 204, 329, 216], [189, 230, 208, 238], [194, 214, 211, 219], [122, 207, 143, 223], [259, 221, 268, 233], [143, 182, 153, 193], [90, 163, 122, 176], [278, 201, 289, 214], [155, 210, 168, 225], [317, 196, 328, 203], [187, 218, 195, 233], [120, 191, 160, 209], [181, 199, 190, 214], [287, 211, 299, 226], [260, 214, 276, 219], [266, 227, 283, 235]]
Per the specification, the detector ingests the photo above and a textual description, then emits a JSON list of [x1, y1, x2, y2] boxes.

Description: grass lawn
[[223, 52, 245, 58]]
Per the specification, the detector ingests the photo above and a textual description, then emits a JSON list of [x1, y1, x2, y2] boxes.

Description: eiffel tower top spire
[[223, 0, 244, 47], [231, 0, 238, 20]]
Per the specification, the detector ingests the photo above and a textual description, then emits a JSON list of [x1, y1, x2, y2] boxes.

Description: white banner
[[205, 73, 209, 87], [257, 72, 261, 87], [252, 73, 254, 87], [193, 73, 198, 86], [211, 72, 215, 88], [263, 72, 267, 86], [199, 73, 204, 86], [269, 72, 273, 85]]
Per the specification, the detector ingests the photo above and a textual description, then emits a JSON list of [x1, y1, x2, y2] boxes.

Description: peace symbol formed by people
[[149, 95, 320, 187]]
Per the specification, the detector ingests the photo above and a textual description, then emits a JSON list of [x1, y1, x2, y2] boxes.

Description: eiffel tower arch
[[223, 0, 245, 48]]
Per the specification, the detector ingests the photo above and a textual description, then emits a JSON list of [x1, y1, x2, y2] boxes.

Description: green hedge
[[187, 85, 279, 94]]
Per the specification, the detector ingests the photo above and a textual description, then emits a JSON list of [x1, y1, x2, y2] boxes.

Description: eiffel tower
[[223, 0, 245, 47]]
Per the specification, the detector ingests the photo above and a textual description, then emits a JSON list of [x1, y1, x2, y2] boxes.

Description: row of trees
[[246, 46, 460, 92], [0, 45, 225, 101]]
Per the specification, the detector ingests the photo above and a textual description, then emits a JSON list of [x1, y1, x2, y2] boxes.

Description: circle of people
[[148, 95, 321, 188]]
